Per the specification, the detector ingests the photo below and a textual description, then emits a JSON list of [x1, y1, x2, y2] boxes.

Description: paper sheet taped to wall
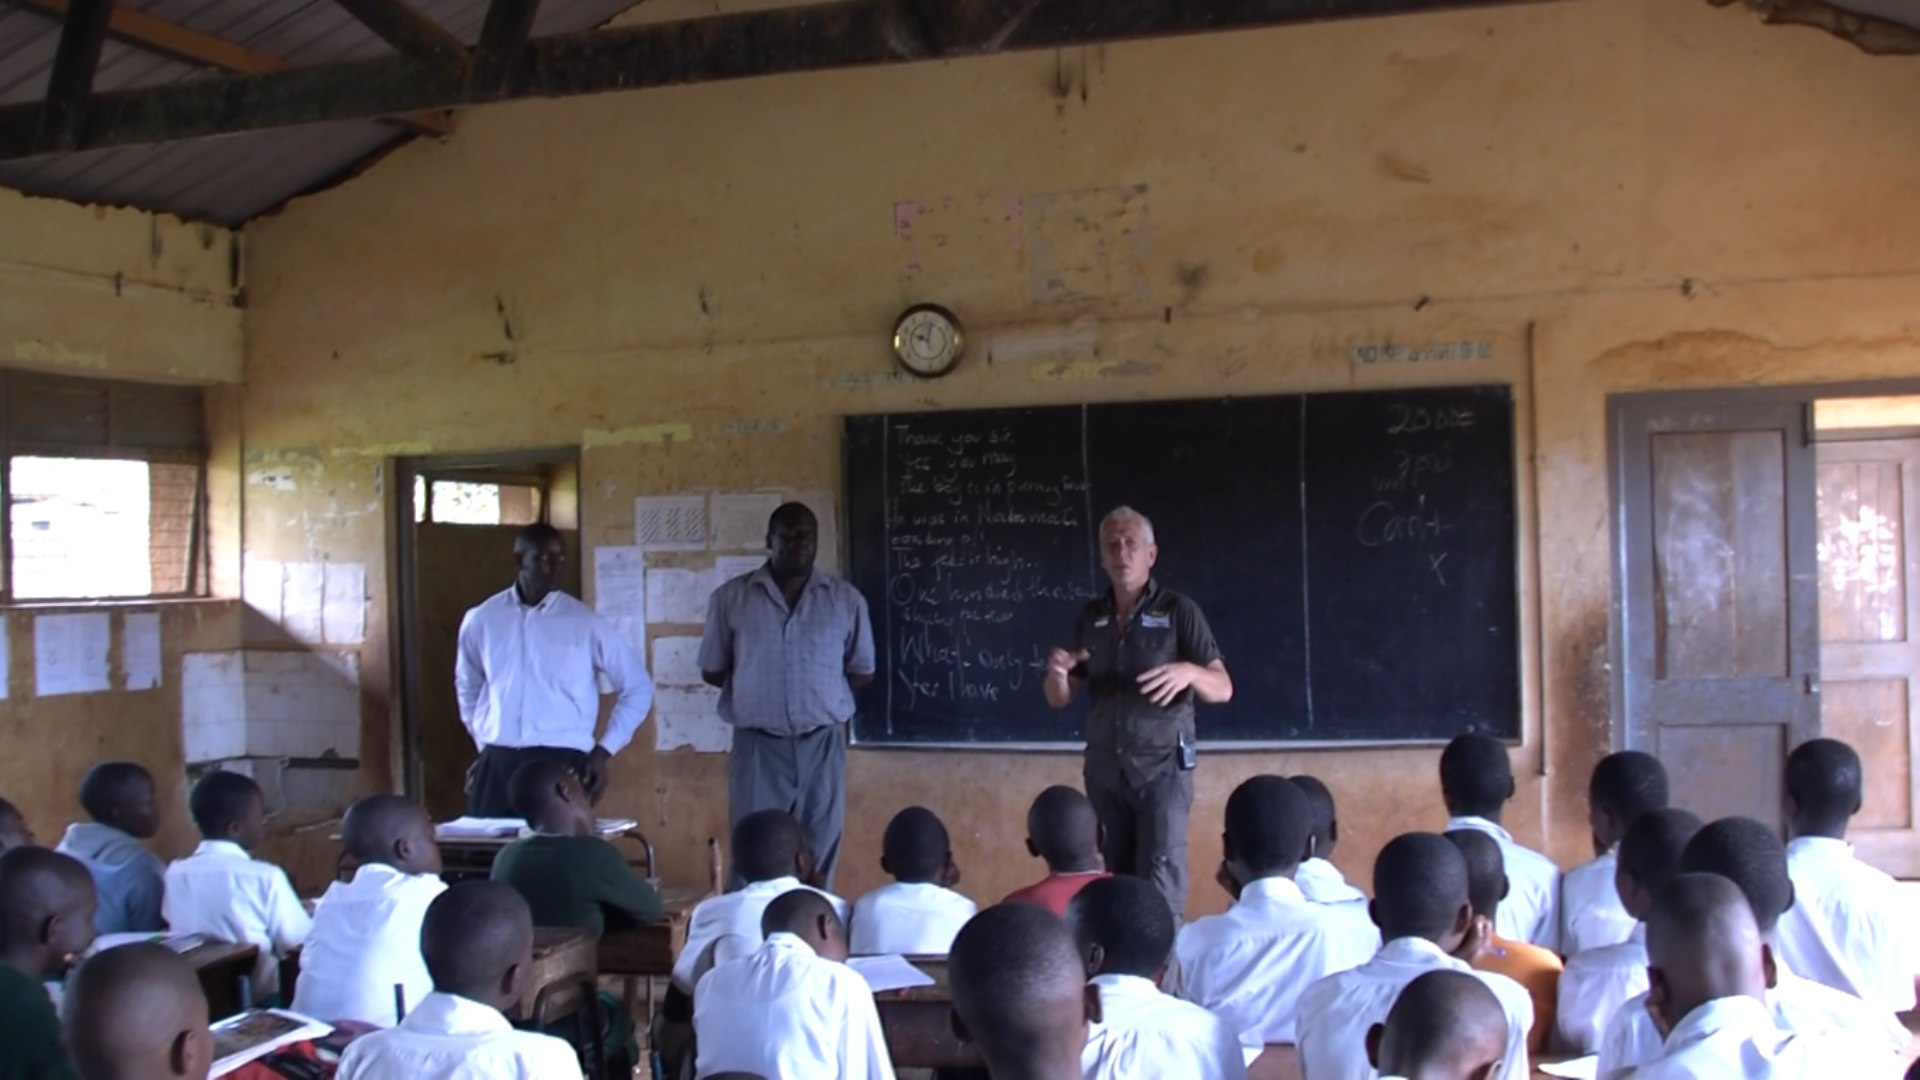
[[35, 613, 111, 696], [711, 491, 783, 552], [652, 636, 706, 687], [646, 568, 717, 625], [655, 685, 731, 753], [635, 495, 707, 551], [124, 612, 161, 691], [593, 546, 646, 619]]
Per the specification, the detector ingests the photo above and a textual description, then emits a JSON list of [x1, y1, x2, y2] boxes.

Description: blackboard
[[843, 386, 1519, 746]]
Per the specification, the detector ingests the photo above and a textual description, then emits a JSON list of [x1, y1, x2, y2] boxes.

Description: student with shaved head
[[63, 943, 212, 1080], [674, 809, 847, 993], [1296, 833, 1533, 1080], [696, 889, 892, 1079], [1366, 970, 1509, 1080], [335, 881, 581, 1080], [292, 794, 445, 1026], [56, 761, 166, 935], [1631, 873, 1884, 1078], [951, 903, 1101, 1080], [1004, 786, 1110, 917], [1288, 775, 1365, 906], [848, 806, 976, 956], [164, 769, 309, 1001], [1439, 735, 1560, 951], [1168, 776, 1376, 1047], [1561, 750, 1668, 955], [0, 846, 96, 1080], [1445, 829, 1560, 1056]]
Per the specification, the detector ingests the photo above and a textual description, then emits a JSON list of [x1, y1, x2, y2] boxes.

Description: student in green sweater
[[0, 846, 98, 1080], [491, 758, 663, 934]]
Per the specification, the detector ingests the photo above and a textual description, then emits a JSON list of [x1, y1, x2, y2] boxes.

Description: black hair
[[513, 523, 563, 554], [1439, 734, 1512, 819], [1372, 833, 1470, 942], [950, 904, 1086, 1063], [0, 796, 19, 822], [421, 881, 532, 998], [882, 806, 950, 883], [0, 847, 93, 942], [767, 502, 817, 534], [1378, 970, 1508, 1077], [187, 770, 261, 840], [1617, 808, 1704, 897], [761, 887, 841, 939], [64, 942, 207, 1080], [1026, 786, 1101, 871], [1066, 874, 1174, 978], [1224, 775, 1312, 875], [506, 758, 576, 823], [1680, 817, 1792, 932], [1589, 751, 1669, 822], [1784, 738, 1864, 834], [1442, 829, 1505, 921], [77, 762, 154, 825], [341, 794, 428, 865], [1289, 774, 1338, 850], [733, 810, 807, 883]]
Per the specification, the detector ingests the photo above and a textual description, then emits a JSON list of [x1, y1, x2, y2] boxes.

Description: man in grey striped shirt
[[699, 503, 875, 888]]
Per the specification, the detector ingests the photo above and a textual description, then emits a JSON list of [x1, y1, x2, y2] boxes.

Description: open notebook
[[210, 1009, 333, 1077], [436, 816, 638, 840]]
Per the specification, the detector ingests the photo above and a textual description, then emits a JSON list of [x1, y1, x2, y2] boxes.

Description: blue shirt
[[56, 822, 165, 935], [699, 566, 874, 735]]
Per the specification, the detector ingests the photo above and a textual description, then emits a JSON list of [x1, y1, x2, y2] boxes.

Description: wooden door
[[1615, 394, 1821, 828], [1816, 439, 1920, 875]]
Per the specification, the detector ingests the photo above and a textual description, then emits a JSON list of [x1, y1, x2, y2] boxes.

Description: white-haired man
[[1044, 506, 1233, 919]]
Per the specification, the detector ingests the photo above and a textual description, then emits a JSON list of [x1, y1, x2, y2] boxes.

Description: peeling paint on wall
[[583, 423, 696, 448], [12, 340, 109, 368]]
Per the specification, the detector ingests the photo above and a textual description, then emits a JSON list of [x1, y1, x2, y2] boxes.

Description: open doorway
[[393, 449, 580, 819]]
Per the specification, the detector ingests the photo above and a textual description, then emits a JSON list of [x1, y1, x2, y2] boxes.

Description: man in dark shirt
[[1043, 506, 1232, 920], [0, 846, 98, 1080], [491, 759, 663, 935]]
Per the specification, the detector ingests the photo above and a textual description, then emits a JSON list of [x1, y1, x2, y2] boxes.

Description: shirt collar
[[1445, 815, 1515, 844], [1377, 936, 1468, 970], [742, 876, 804, 897], [1238, 876, 1309, 907], [1090, 973, 1160, 998], [1662, 994, 1774, 1050], [1104, 577, 1163, 618], [502, 583, 568, 611], [401, 991, 513, 1036], [191, 839, 251, 859], [764, 931, 816, 957], [1785, 835, 1852, 860]]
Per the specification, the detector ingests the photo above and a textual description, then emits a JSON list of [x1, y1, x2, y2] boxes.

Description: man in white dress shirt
[[456, 523, 655, 815], [849, 806, 976, 956], [1366, 970, 1509, 1080], [695, 889, 895, 1080], [1169, 776, 1378, 1047], [1593, 816, 1908, 1077], [1289, 775, 1366, 906], [1773, 737, 1920, 1013], [293, 796, 447, 1026], [1560, 751, 1667, 957], [673, 809, 848, 992], [336, 881, 582, 1080], [951, 903, 1102, 1080], [1070, 875, 1246, 1080], [1296, 833, 1533, 1080], [1631, 873, 1884, 1079], [1439, 735, 1560, 952], [1556, 807, 1701, 1054]]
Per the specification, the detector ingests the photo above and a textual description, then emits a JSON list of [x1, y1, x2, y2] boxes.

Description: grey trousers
[[728, 724, 847, 891], [1085, 758, 1194, 920]]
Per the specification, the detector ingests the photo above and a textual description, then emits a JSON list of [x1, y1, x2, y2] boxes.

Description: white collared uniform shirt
[[162, 839, 312, 997], [1593, 960, 1908, 1078], [1296, 936, 1534, 1080], [673, 876, 849, 991], [1773, 835, 1919, 1012], [1294, 858, 1367, 906], [693, 932, 896, 1080], [334, 991, 582, 1080], [1560, 848, 1635, 956], [1446, 816, 1561, 953], [1555, 924, 1647, 1055], [1630, 995, 1887, 1080], [455, 587, 654, 755], [1167, 876, 1379, 1047], [848, 881, 977, 957], [1083, 973, 1248, 1080], [291, 863, 447, 1026]]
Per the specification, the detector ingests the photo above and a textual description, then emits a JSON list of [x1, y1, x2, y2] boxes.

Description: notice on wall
[[712, 555, 765, 585], [321, 563, 367, 645], [635, 495, 707, 551], [651, 636, 706, 687], [593, 546, 647, 620], [711, 491, 783, 552], [282, 563, 325, 642], [646, 568, 716, 625], [35, 612, 111, 696], [243, 559, 284, 621], [123, 613, 162, 691], [0, 619, 11, 701], [655, 685, 731, 753]]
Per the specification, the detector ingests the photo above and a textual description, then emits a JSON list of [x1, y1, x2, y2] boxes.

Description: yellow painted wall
[[239, 0, 1920, 907]]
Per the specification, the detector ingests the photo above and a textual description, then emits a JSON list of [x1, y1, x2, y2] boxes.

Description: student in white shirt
[[951, 902, 1102, 1080], [848, 806, 976, 956], [1555, 807, 1701, 1054], [336, 881, 582, 1080], [1593, 816, 1908, 1077], [1773, 737, 1920, 1012], [694, 888, 894, 1080], [1630, 872, 1883, 1080], [1288, 775, 1366, 906], [292, 795, 447, 1026], [1560, 751, 1668, 957], [1366, 970, 1509, 1080], [162, 770, 310, 1000], [1169, 776, 1378, 1047], [63, 942, 214, 1080], [1068, 875, 1246, 1080], [1439, 735, 1560, 952], [674, 810, 849, 991], [1296, 833, 1533, 1080]]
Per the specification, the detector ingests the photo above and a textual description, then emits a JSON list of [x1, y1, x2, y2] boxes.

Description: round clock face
[[893, 305, 963, 378]]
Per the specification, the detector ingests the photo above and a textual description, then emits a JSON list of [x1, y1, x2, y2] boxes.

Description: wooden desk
[[183, 940, 262, 1021], [516, 926, 600, 1022], [872, 958, 985, 1070]]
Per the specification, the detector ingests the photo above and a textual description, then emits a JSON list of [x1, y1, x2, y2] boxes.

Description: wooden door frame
[[389, 447, 579, 800]]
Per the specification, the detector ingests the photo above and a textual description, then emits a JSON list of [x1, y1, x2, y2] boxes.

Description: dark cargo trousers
[[1085, 754, 1194, 920]]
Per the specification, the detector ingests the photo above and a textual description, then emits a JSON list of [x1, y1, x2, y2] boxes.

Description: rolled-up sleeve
[[845, 590, 875, 676], [594, 617, 655, 756]]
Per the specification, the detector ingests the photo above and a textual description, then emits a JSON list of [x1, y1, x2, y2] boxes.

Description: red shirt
[[1002, 871, 1111, 917]]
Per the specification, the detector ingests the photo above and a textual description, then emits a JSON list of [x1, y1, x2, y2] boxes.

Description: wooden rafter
[[0, 0, 1552, 162], [34, 0, 115, 153], [469, 0, 542, 98], [331, 0, 472, 81]]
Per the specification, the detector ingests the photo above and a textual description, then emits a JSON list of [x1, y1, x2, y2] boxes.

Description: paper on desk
[[1538, 1056, 1599, 1080], [435, 816, 525, 838], [211, 1009, 333, 1077], [92, 931, 207, 954], [848, 954, 936, 994]]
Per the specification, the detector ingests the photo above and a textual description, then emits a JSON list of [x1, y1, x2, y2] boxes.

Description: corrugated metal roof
[[0, 0, 644, 225]]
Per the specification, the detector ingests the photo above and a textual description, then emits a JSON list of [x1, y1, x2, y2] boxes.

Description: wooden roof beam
[[331, 0, 472, 82], [34, 0, 114, 153]]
